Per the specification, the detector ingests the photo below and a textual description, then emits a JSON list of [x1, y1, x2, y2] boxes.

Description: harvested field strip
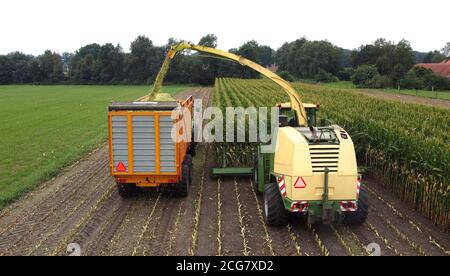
[[366, 221, 402, 256], [233, 178, 250, 256], [131, 193, 162, 256], [165, 202, 186, 256], [25, 175, 112, 255], [366, 183, 449, 255], [101, 194, 155, 255], [82, 198, 133, 256], [189, 144, 209, 256], [308, 224, 330, 256], [248, 179, 274, 256], [0, 164, 109, 255], [51, 183, 115, 256], [330, 224, 368, 256], [286, 224, 303, 256], [312, 224, 347, 256], [216, 179, 223, 256], [371, 205, 427, 256]]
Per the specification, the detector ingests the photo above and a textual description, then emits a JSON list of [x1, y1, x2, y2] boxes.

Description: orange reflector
[[116, 162, 127, 172]]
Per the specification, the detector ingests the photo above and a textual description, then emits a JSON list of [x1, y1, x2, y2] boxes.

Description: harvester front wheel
[[263, 183, 288, 226], [117, 183, 137, 198], [343, 186, 369, 226]]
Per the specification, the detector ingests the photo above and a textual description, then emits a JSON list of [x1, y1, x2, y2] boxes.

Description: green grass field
[[0, 84, 190, 208], [319, 81, 450, 100], [381, 88, 450, 100]]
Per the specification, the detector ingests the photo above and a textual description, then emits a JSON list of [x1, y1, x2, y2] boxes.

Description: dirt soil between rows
[[0, 87, 449, 256]]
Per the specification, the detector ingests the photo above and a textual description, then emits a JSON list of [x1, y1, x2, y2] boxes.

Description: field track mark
[[216, 179, 223, 256], [83, 197, 133, 255], [51, 184, 115, 256], [0, 146, 104, 224], [189, 144, 209, 256], [0, 164, 108, 255], [370, 206, 426, 256], [248, 179, 274, 256], [23, 174, 111, 255], [366, 222, 402, 256], [0, 159, 105, 247], [307, 224, 330, 256], [101, 194, 152, 255], [165, 202, 186, 256], [330, 224, 368, 256], [366, 184, 449, 255], [142, 195, 181, 256], [234, 178, 250, 256], [313, 224, 348, 256], [238, 177, 276, 256], [131, 193, 162, 256], [286, 224, 303, 256]]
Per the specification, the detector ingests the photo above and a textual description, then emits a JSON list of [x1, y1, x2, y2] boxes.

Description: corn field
[[213, 78, 450, 233]]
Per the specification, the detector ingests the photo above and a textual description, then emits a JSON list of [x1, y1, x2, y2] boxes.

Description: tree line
[[0, 34, 449, 90]]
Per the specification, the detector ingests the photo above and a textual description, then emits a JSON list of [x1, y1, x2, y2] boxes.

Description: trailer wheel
[[175, 157, 191, 197], [117, 183, 137, 198], [188, 127, 196, 156], [188, 142, 196, 157], [183, 154, 193, 182], [263, 183, 288, 226], [343, 186, 369, 226]]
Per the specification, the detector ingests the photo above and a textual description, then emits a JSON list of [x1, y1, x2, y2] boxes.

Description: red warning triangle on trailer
[[294, 177, 307, 189], [116, 162, 127, 172]]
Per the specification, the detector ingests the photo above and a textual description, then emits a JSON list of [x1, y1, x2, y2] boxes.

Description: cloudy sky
[[0, 0, 448, 55]]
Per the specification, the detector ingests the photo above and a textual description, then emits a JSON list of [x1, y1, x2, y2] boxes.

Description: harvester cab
[[277, 102, 318, 127]]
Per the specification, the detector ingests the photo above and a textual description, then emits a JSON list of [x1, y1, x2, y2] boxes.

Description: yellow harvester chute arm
[[149, 41, 308, 126]]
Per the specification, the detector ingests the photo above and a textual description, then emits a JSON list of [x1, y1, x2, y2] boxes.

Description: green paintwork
[[212, 167, 254, 176], [256, 147, 274, 193]]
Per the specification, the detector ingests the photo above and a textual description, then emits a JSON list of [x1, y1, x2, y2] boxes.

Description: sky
[[0, 0, 448, 55]]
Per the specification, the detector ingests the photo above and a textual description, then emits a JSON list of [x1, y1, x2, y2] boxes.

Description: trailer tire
[[263, 182, 288, 226], [175, 157, 191, 197], [343, 186, 369, 226], [117, 183, 137, 198], [188, 142, 197, 157], [184, 154, 193, 182]]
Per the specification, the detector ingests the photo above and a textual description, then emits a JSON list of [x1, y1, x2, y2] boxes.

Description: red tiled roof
[[415, 59, 450, 78]]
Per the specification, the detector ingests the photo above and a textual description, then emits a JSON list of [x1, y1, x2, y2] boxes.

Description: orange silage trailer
[[107, 96, 195, 197]]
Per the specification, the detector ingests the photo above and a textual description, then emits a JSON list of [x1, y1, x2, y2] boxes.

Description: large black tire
[[188, 142, 197, 157], [184, 154, 193, 182], [188, 127, 196, 157], [117, 183, 137, 198], [175, 156, 191, 197], [343, 186, 369, 226], [263, 182, 289, 226]]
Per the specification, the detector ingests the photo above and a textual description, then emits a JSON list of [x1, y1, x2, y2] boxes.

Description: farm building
[[415, 58, 450, 79]]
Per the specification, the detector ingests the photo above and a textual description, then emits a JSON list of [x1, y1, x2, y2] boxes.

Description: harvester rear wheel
[[263, 182, 288, 226], [117, 183, 137, 198], [343, 186, 369, 226], [175, 156, 191, 197]]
